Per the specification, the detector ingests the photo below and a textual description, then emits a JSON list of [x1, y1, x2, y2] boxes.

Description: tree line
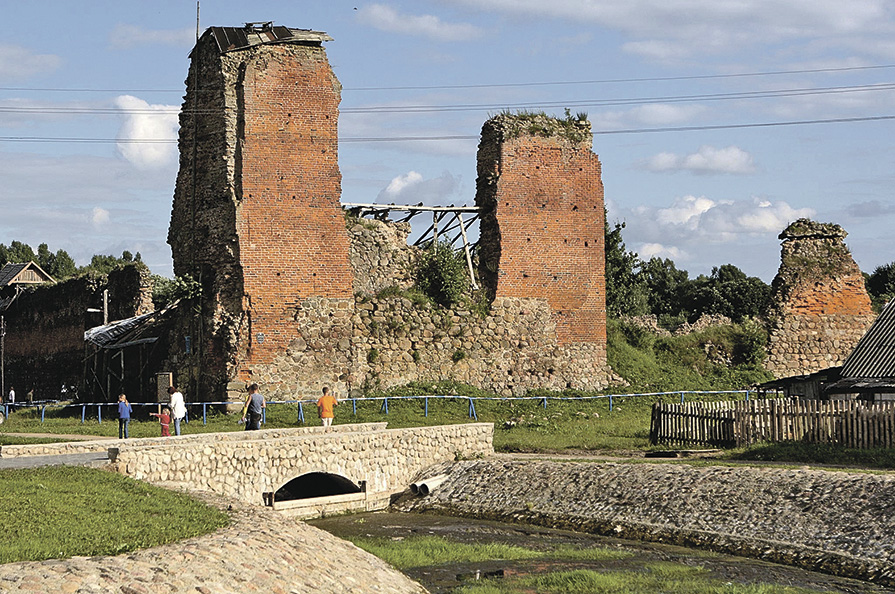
[[0, 240, 142, 281], [605, 220, 894, 327]]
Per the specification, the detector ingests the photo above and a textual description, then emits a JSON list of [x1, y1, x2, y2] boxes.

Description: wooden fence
[[649, 399, 895, 449]]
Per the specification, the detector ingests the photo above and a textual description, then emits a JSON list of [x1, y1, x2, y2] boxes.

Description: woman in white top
[[167, 386, 187, 435]]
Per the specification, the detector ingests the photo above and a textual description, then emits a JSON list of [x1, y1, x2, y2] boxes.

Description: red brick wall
[[236, 47, 353, 368], [478, 122, 606, 345]]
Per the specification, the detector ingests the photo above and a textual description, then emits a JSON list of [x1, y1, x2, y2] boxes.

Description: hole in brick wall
[[526, 238, 531, 242], [584, 241, 589, 247], [572, 205, 578, 211], [522, 273, 529, 278], [276, 272, 281, 277]]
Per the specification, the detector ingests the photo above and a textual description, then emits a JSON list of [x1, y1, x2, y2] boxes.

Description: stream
[[311, 512, 889, 594]]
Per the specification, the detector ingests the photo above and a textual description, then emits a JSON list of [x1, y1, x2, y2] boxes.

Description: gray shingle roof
[[840, 300, 895, 378]]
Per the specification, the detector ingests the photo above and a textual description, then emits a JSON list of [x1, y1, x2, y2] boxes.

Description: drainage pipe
[[417, 474, 448, 496]]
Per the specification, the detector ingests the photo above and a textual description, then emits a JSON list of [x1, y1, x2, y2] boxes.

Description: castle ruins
[[166, 24, 610, 400]]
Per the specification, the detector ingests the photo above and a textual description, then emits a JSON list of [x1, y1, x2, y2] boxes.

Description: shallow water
[[310, 512, 889, 594]]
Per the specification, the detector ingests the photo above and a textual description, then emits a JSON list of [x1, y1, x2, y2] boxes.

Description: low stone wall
[[397, 459, 895, 587], [0, 422, 388, 458], [0, 490, 427, 594], [113, 423, 494, 505]]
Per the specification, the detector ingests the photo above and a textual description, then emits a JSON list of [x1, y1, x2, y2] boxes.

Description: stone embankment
[[0, 490, 427, 594], [397, 459, 895, 587]]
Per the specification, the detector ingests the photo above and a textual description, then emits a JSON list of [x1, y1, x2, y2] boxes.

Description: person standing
[[7, 386, 14, 411], [316, 386, 338, 428], [240, 383, 265, 431], [168, 386, 186, 436], [150, 407, 172, 437], [117, 394, 132, 439]]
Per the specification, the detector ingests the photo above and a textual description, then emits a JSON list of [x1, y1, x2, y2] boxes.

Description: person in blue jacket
[[117, 393, 133, 439]]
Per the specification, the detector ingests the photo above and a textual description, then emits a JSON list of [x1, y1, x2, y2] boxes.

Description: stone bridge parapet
[[112, 423, 493, 507]]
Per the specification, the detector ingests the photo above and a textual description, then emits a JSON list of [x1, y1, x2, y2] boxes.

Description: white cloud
[[377, 170, 462, 205], [644, 145, 756, 175], [0, 44, 60, 79], [357, 4, 483, 41], [109, 24, 195, 49], [622, 195, 815, 246], [114, 95, 179, 169], [92, 207, 110, 225], [638, 243, 687, 260], [445, 0, 895, 59]]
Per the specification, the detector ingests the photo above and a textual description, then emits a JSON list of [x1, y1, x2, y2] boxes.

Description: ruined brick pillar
[[475, 114, 607, 348], [766, 219, 875, 378], [168, 25, 353, 398]]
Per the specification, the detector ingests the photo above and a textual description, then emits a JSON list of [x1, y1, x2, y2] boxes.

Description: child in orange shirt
[[316, 387, 338, 428], [150, 407, 172, 437]]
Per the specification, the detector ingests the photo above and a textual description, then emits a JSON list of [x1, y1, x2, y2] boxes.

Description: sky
[[2, 1, 895, 282]]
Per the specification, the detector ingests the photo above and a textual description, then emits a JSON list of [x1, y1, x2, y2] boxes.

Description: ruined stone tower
[[476, 113, 607, 348], [168, 24, 353, 397], [766, 218, 875, 377]]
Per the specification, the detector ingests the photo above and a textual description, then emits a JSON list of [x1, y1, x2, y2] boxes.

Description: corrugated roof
[[0, 263, 28, 287], [207, 23, 331, 54], [840, 300, 895, 378]]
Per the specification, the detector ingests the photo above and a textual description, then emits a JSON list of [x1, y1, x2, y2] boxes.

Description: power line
[[3, 82, 894, 117], [1, 63, 894, 94], [6, 112, 887, 144]]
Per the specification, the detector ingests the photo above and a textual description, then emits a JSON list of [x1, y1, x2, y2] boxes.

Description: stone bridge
[[1, 422, 493, 517], [110, 422, 493, 516]]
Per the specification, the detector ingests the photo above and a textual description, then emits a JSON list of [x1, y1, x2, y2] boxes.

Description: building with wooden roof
[[0, 261, 55, 311]]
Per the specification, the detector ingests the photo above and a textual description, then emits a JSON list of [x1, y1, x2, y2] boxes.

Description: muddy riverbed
[[311, 512, 889, 594]]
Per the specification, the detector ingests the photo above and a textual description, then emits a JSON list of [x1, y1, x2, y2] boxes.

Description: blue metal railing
[[2, 390, 757, 426]]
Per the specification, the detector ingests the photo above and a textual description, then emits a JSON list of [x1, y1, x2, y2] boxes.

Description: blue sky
[[2, 1, 895, 281]]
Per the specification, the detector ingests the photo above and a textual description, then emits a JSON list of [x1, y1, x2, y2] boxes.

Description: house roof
[[205, 23, 331, 54], [0, 261, 55, 288], [840, 300, 895, 378]]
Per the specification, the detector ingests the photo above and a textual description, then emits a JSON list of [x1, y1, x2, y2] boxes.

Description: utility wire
[[2, 114, 893, 144], [2, 82, 894, 116], [1, 63, 894, 94]]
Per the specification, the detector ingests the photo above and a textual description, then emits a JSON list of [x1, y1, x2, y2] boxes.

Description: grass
[[725, 441, 895, 470], [0, 466, 228, 563], [347, 534, 827, 594]]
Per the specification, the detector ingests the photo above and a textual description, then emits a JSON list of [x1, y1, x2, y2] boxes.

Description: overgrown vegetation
[[414, 240, 470, 307], [491, 109, 592, 144], [865, 261, 895, 312], [0, 239, 143, 281], [0, 466, 228, 563]]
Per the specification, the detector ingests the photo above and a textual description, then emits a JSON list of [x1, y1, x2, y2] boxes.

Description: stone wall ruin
[[766, 218, 875, 377], [165, 25, 610, 401]]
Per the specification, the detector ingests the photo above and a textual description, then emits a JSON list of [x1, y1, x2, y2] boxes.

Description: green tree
[[80, 251, 140, 275], [866, 262, 895, 311], [604, 218, 648, 317], [415, 241, 469, 307], [640, 257, 689, 326], [680, 264, 770, 322]]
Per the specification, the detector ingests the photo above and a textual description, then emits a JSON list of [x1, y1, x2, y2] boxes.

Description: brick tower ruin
[[766, 218, 875, 377], [476, 114, 607, 347], [168, 24, 353, 397]]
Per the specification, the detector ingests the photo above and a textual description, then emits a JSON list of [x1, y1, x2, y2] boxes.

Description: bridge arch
[[273, 471, 363, 502]]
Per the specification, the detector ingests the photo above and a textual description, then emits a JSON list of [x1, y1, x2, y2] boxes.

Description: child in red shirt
[[150, 407, 172, 437]]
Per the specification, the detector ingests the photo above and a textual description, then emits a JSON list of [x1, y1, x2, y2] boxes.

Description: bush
[[414, 241, 469, 307]]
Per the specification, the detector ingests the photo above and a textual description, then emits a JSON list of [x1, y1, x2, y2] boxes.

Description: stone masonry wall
[[2, 264, 152, 400], [399, 459, 895, 587], [112, 422, 494, 505], [766, 219, 875, 377]]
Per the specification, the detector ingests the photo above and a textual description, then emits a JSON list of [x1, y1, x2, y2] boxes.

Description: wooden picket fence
[[649, 398, 895, 449]]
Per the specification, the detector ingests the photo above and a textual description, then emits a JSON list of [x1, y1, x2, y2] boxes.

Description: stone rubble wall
[[0, 423, 387, 458], [252, 294, 610, 400], [767, 219, 875, 377], [113, 423, 494, 506], [397, 459, 895, 587], [0, 490, 428, 594]]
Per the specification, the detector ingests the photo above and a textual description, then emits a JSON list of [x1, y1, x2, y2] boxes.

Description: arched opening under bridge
[[273, 472, 363, 503]]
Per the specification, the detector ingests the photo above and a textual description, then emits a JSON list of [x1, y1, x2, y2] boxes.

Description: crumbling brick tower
[[476, 113, 607, 356], [766, 218, 876, 377], [168, 24, 353, 398]]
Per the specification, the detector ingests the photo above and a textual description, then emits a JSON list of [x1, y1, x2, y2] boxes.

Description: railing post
[[298, 401, 305, 423], [352, 399, 356, 416], [41, 405, 45, 423], [468, 398, 477, 420], [542, 396, 547, 409], [81, 404, 86, 424], [609, 394, 613, 412], [746, 390, 751, 401], [97, 404, 102, 424], [680, 391, 685, 404], [262, 407, 266, 425], [425, 397, 429, 417], [381, 398, 389, 414], [202, 402, 208, 425]]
